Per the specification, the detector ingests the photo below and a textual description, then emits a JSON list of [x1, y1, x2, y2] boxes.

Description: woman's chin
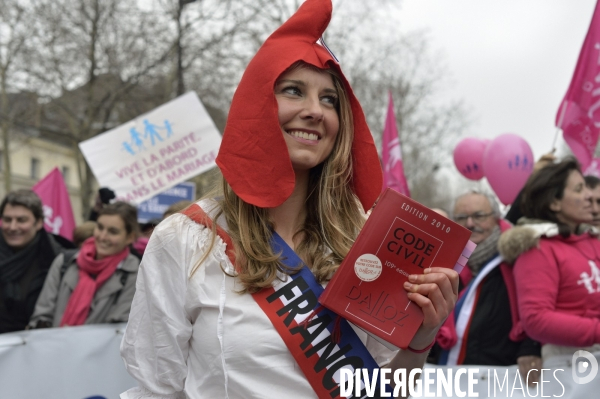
[[95, 249, 112, 259]]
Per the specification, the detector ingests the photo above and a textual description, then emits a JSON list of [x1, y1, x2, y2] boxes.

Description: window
[[61, 166, 70, 185], [30, 158, 40, 180]]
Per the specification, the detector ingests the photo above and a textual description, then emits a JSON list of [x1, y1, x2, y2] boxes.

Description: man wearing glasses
[[432, 190, 541, 385]]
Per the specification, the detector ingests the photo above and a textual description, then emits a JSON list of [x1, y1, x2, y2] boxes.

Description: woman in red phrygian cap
[[121, 0, 458, 397]]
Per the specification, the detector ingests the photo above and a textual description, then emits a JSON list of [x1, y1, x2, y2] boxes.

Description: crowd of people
[[427, 154, 600, 388], [0, 0, 599, 397], [0, 187, 190, 334]]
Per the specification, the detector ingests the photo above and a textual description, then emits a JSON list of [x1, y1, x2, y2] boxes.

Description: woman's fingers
[[404, 285, 448, 328], [403, 268, 459, 328], [407, 268, 458, 304], [425, 267, 460, 297]]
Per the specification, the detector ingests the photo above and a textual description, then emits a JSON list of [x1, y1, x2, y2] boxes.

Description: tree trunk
[[0, 70, 12, 193], [73, 143, 93, 220]]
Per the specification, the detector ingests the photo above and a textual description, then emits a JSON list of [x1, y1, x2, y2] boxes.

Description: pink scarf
[[60, 237, 129, 327]]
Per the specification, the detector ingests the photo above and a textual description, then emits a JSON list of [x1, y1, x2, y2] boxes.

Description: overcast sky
[[396, 0, 597, 161]]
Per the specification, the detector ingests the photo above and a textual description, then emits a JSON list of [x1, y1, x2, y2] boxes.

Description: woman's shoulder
[[121, 253, 141, 272], [144, 198, 233, 272], [52, 248, 80, 272], [498, 221, 559, 264], [498, 221, 598, 267], [152, 199, 223, 238]]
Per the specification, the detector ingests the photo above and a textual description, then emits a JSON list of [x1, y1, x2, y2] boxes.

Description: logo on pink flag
[[584, 158, 600, 178], [556, 0, 600, 170], [382, 92, 410, 196], [32, 167, 76, 240]]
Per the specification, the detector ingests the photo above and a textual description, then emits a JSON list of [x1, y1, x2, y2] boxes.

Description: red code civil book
[[319, 188, 475, 349]]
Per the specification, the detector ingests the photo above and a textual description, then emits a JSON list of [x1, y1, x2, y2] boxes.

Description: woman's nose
[[301, 95, 324, 121]]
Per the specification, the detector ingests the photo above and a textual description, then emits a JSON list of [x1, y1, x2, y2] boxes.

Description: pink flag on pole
[[381, 92, 410, 196], [32, 167, 76, 240], [556, 0, 600, 170]]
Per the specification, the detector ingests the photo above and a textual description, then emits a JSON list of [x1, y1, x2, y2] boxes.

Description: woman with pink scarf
[[29, 202, 140, 328]]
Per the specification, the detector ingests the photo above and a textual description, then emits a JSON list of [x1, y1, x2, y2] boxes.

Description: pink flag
[[381, 92, 410, 196], [584, 157, 600, 178], [32, 167, 76, 240], [556, 0, 600, 170]]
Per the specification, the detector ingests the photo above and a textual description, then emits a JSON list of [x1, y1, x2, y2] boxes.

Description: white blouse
[[120, 200, 396, 399]]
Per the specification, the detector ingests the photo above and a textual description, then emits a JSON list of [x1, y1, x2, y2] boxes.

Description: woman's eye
[[282, 86, 302, 96], [321, 95, 338, 106]]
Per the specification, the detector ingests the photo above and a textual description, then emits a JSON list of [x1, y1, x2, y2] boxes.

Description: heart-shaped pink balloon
[[453, 138, 488, 180], [483, 134, 534, 205]]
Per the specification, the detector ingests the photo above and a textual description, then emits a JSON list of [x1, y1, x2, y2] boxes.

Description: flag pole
[[553, 101, 568, 152], [551, 127, 561, 152]]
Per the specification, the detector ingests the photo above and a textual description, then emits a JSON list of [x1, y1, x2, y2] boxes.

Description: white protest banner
[[79, 92, 221, 204], [0, 324, 136, 399]]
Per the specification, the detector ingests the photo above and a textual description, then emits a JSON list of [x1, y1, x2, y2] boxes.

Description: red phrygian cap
[[216, 0, 383, 211]]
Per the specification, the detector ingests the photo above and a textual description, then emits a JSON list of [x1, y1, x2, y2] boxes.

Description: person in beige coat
[[29, 202, 140, 328]]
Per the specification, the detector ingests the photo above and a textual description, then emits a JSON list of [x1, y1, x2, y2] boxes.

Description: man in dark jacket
[[0, 190, 66, 333], [432, 190, 541, 384]]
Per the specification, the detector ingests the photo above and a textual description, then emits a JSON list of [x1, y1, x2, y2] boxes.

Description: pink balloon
[[483, 134, 534, 205], [453, 138, 488, 180]]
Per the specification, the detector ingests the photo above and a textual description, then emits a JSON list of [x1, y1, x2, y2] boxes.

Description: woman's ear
[[126, 232, 136, 246], [549, 199, 561, 213]]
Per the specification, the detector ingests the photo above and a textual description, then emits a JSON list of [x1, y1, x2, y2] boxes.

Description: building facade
[[0, 135, 89, 224]]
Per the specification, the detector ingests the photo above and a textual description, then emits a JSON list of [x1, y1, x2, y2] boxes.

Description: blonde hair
[[193, 63, 366, 293]]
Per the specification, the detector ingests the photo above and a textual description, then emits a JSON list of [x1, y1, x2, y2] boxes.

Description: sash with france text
[[181, 204, 390, 399]]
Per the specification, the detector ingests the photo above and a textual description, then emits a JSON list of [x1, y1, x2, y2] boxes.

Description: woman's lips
[[286, 130, 321, 145]]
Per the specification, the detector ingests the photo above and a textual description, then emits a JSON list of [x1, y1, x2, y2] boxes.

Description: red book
[[319, 188, 475, 349]]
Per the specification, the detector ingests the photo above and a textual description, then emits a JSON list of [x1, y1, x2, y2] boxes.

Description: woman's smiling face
[[94, 214, 134, 259], [275, 66, 340, 172]]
